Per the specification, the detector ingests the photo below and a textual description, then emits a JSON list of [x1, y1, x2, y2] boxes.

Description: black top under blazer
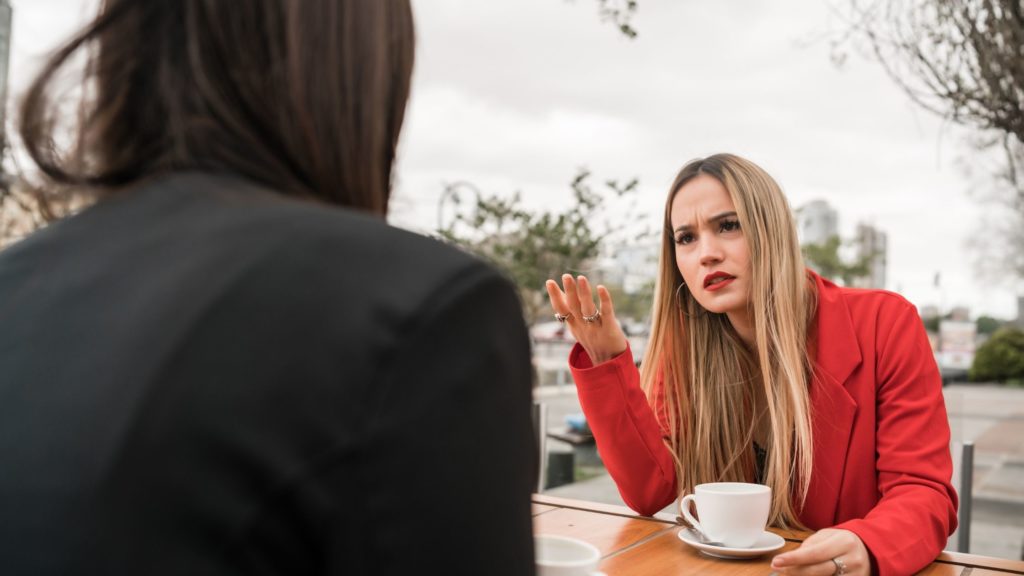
[[0, 172, 536, 575]]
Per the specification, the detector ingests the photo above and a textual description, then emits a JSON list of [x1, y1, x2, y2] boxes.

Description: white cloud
[[9, 0, 1018, 318], [396, 0, 1017, 318]]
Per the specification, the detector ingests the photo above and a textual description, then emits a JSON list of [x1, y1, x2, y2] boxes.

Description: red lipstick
[[703, 271, 736, 291]]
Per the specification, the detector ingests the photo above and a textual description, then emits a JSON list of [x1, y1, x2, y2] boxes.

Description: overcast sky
[[9, 0, 1019, 319]]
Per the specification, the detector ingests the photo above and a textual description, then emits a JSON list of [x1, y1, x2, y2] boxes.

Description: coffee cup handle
[[679, 494, 702, 532]]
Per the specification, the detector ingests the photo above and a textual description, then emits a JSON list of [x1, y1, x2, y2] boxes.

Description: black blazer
[[0, 172, 536, 575]]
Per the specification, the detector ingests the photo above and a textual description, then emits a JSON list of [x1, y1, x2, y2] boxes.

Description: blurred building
[[938, 319, 976, 374], [920, 305, 940, 320], [851, 222, 888, 289], [795, 199, 838, 245], [949, 306, 970, 322], [0, 0, 10, 145]]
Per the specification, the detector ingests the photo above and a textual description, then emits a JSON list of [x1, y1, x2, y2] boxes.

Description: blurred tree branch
[[802, 235, 874, 286], [835, 0, 1023, 140], [965, 132, 1024, 286], [437, 168, 650, 325], [595, 0, 638, 38], [833, 0, 1024, 285], [571, 0, 638, 39]]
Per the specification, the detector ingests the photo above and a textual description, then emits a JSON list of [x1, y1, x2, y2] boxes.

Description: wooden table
[[533, 494, 1024, 575]]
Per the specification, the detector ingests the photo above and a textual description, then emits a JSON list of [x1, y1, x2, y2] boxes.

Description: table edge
[[935, 550, 1024, 574], [532, 493, 677, 524], [532, 494, 1024, 573]]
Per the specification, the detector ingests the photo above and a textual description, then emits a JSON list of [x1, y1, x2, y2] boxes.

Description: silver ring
[[554, 313, 571, 323], [581, 310, 601, 323], [831, 557, 847, 576]]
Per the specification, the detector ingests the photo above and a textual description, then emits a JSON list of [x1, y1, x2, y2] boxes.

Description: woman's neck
[[727, 309, 756, 349]]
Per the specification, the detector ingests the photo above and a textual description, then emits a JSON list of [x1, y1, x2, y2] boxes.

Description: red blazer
[[569, 272, 957, 576]]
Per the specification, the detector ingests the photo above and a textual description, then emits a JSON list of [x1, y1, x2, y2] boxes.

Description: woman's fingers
[[549, 274, 623, 335], [596, 284, 616, 321], [544, 274, 629, 365], [771, 529, 868, 576], [771, 563, 839, 576], [544, 280, 571, 319], [575, 275, 598, 318], [544, 279, 565, 309], [773, 531, 842, 566], [562, 274, 583, 316]]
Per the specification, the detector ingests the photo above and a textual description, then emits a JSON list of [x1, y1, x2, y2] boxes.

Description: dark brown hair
[[19, 0, 415, 215]]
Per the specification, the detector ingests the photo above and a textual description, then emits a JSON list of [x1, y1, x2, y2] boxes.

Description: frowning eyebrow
[[672, 211, 738, 233]]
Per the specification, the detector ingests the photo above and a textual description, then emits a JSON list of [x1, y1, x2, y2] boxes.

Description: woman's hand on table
[[770, 528, 870, 575], [544, 274, 627, 365]]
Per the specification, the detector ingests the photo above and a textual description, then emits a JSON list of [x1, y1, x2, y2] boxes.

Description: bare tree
[[566, 0, 638, 38], [593, 0, 639, 39], [964, 132, 1024, 286], [838, 0, 1023, 141], [836, 0, 1024, 285]]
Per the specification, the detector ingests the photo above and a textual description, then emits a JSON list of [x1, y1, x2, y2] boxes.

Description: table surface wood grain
[[532, 494, 1024, 576]]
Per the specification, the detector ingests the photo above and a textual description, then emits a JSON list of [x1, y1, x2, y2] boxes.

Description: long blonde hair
[[639, 153, 816, 529]]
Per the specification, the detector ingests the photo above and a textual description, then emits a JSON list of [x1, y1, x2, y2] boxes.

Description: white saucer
[[677, 529, 786, 559]]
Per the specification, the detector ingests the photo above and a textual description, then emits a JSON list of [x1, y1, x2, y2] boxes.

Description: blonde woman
[[546, 153, 957, 576]]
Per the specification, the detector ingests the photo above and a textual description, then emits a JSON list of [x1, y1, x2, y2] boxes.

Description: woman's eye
[[720, 219, 741, 233], [674, 232, 694, 245]]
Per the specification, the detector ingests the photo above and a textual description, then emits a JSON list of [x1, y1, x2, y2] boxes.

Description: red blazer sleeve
[[834, 300, 959, 576], [568, 343, 678, 516]]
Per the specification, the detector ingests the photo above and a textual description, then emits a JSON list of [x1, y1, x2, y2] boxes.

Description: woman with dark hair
[[0, 1, 536, 574]]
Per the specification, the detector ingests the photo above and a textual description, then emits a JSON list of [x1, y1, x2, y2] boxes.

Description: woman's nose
[[698, 237, 724, 266]]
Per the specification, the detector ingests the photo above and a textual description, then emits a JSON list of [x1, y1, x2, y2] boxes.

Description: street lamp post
[[436, 180, 481, 234]]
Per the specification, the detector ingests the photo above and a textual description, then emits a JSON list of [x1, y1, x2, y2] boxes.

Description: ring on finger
[[555, 313, 571, 323], [582, 310, 601, 323], [831, 557, 847, 576]]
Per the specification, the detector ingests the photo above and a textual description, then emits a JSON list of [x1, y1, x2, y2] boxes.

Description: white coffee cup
[[679, 482, 771, 548], [534, 535, 606, 576]]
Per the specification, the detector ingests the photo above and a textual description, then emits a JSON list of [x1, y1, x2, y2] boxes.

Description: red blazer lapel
[[801, 273, 861, 528]]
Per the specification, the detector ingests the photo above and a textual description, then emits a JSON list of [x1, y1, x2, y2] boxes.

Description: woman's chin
[[691, 297, 744, 317]]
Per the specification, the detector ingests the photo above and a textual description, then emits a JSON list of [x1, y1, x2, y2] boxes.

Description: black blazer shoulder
[[0, 171, 536, 575]]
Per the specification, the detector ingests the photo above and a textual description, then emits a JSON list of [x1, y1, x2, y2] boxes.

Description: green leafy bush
[[970, 328, 1024, 383]]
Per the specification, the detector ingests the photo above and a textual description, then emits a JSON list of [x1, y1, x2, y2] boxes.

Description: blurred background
[[0, 0, 1021, 562]]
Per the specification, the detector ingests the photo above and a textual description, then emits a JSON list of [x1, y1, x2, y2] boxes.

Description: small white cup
[[534, 535, 606, 576], [679, 482, 771, 548]]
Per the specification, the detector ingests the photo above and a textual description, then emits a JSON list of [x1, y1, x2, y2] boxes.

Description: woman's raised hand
[[545, 274, 628, 365]]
